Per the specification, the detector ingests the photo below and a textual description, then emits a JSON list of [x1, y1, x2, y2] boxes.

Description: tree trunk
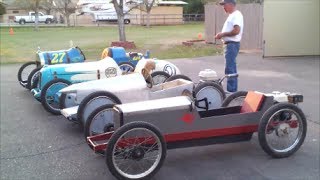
[[146, 11, 151, 28], [117, 14, 126, 41], [34, 11, 39, 31], [66, 15, 71, 27], [34, 0, 40, 31]]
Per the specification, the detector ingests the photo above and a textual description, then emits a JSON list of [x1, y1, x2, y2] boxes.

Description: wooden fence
[[205, 3, 263, 50]]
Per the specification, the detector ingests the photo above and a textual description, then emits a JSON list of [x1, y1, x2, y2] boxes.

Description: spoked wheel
[[78, 91, 121, 125], [119, 62, 135, 74], [41, 79, 71, 115], [258, 103, 307, 158], [106, 122, 167, 180], [59, 93, 78, 109], [26, 67, 41, 90], [165, 74, 192, 82], [221, 91, 248, 107], [193, 82, 226, 111], [84, 104, 115, 138], [151, 71, 170, 85], [17, 61, 37, 88]]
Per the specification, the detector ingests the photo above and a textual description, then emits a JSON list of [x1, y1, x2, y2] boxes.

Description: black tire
[[84, 104, 115, 138], [193, 82, 226, 111], [258, 103, 307, 158], [165, 74, 192, 82], [45, 18, 52, 24], [118, 62, 135, 74], [41, 79, 71, 115], [151, 71, 170, 85], [26, 67, 41, 90], [106, 121, 167, 180], [221, 91, 248, 107], [17, 61, 37, 88], [124, 19, 130, 24], [19, 19, 26, 25], [77, 91, 121, 125]]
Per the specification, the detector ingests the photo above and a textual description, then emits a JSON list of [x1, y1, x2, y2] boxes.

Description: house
[[205, 0, 320, 57], [76, 0, 188, 25], [0, 0, 28, 23], [263, 0, 319, 57]]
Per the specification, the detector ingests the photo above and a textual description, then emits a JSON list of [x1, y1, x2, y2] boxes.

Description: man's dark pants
[[224, 42, 240, 92]]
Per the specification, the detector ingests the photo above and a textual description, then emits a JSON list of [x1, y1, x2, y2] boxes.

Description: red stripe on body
[[164, 125, 258, 142]]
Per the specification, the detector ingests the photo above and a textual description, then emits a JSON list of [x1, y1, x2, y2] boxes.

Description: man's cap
[[219, 0, 236, 5]]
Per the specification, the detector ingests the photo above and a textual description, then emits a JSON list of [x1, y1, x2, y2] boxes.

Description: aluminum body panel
[[114, 96, 274, 135]]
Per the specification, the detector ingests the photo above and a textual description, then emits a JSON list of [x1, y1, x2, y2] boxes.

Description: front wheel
[[17, 61, 37, 88], [26, 67, 41, 90], [124, 19, 130, 24], [193, 82, 226, 111], [84, 104, 115, 139], [258, 103, 307, 158], [106, 121, 167, 180], [41, 79, 71, 115]]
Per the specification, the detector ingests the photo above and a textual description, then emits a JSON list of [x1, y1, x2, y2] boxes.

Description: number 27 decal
[[51, 52, 66, 64]]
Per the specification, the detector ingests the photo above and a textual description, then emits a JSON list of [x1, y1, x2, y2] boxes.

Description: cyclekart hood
[[42, 57, 120, 76], [59, 73, 148, 103]]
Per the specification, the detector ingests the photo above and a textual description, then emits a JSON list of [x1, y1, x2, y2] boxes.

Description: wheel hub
[[103, 124, 114, 133], [276, 123, 290, 137], [130, 147, 145, 161]]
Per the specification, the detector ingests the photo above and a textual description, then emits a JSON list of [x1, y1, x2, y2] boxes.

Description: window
[[12, 10, 19, 14]]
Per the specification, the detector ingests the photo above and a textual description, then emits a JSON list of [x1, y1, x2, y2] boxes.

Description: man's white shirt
[[221, 10, 244, 42]]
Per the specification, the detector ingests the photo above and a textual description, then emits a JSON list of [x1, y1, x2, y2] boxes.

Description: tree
[[41, 0, 54, 15], [13, 0, 41, 31], [54, 0, 76, 27], [0, 3, 6, 15], [112, 0, 127, 41], [143, 0, 156, 28]]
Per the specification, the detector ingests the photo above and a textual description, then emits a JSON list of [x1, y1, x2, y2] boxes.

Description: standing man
[[215, 0, 243, 92]]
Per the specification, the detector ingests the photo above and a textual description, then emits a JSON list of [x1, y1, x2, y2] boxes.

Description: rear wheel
[[106, 121, 166, 180], [258, 103, 307, 158], [17, 61, 37, 88], [41, 79, 71, 115], [151, 71, 170, 85], [26, 67, 41, 90], [118, 62, 135, 74], [221, 91, 248, 107], [193, 82, 226, 111], [45, 18, 52, 24], [19, 19, 26, 25], [77, 91, 121, 125]]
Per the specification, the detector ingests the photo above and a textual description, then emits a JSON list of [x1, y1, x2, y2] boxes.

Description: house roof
[[157, 1, 188, 5]]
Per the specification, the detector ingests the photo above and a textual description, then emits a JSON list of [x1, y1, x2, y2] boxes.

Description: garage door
[[263, 0, 320, 57]]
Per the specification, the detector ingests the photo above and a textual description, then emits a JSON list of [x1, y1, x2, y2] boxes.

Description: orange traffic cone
[[198, 33, 202, 40], [9, 28, 14, 35]]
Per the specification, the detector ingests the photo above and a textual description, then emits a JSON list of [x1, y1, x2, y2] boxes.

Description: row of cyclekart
[[18, 46, 308, 180]]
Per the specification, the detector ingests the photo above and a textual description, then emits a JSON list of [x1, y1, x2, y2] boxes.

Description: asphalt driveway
[[1, 53, 319, 180]]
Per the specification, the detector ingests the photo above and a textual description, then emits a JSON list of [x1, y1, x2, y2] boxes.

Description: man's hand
[[215, 32, 224, 39]]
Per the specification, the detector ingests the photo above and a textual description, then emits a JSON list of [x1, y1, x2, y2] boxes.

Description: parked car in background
[[14, 12, 54, 25]]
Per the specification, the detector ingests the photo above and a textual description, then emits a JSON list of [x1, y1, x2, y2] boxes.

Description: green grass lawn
[[0, 23, 221, 64]]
